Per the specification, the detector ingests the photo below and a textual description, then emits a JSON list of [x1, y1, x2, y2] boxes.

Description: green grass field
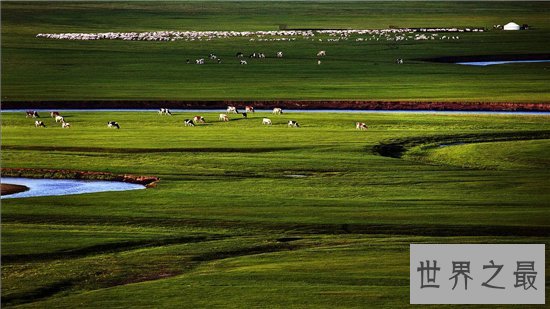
[[2, 1, 550, 102], [2, 111, 550, 307], [2, 1, 550, 307]]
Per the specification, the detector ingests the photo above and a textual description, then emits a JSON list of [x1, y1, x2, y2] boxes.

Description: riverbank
[[0, 183, 30, 196], [2, 101, 550, 111], [1, 168, 159, 188]]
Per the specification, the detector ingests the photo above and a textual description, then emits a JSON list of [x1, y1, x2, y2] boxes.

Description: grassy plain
[[2, 111, 550, 307], [2, 1, 550, 102]]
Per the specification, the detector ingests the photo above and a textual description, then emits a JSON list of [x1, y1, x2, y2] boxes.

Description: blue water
[[2, 109, 549, 116], [1, 177, 145, 199], [457, 60, 550, 66]]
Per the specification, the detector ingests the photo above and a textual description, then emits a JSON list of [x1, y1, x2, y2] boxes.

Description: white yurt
[[503, 22, 520, 30]]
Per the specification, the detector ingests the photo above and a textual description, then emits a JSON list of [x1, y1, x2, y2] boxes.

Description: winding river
[[1, 177, 145, 199]]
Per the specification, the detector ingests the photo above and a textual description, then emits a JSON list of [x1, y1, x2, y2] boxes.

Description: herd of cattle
[[189, 50, 327, 65], [27, 107, 368, 130]]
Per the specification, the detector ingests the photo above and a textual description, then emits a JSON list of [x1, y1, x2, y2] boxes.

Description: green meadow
[[2, 1, 550, 307], [1, 1, 550, 102], [2, 111, 550, 307]]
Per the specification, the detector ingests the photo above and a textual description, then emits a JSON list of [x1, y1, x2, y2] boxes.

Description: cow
[[236, 52, 244, 58], [107, 121, 120, 129], [272, 107, 283, 115], [219, 114, 229, 122], [50, 111, 60, 118], [55, 115, 65, 123], [317, 59, 322, 65], [276, 51, 283, 58], [159, 108, 172, 115], [184, 119, 195, 127], [209, 53, 217, 60], [62, 121, 71, 128], [356, 122, 368, 130], [317, 50, 326, 57], [262, 118, 272, 125], [196, 58, 205, 65], [240, 60, 248, 65], [193, 116, 205, 123], [227, 106, 239, 113], [245, 106, 255, 113], [288, 120, 300, 128], [242, 112, 248, 118], [26, 111, 39, 118], [186, 59, 190, 64], [34, 120, 46, 127], [395, 58, 404, 64], [217, 58, 222, 64]]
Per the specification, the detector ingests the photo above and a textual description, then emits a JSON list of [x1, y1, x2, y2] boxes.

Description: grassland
[[2, 111, 549, 307], [2, 1, 550, 102]]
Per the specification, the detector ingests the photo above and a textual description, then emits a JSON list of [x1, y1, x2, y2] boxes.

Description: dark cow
[[242, 112, 248, 118], [184, 119, 195, 127], [26, 111, 39, 118], [107, 121, 120, 129]]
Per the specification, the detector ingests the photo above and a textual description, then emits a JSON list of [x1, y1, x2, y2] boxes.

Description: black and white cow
[[184, 119, 195, 127], [227, 106, 239, 114], [356, 122, 368, 130], [242, 112, 248, 118], [34, 120, 46, 127], [288, 120, 300, 128], [107, 121, 120, 129], [159, 108, 172, 115]]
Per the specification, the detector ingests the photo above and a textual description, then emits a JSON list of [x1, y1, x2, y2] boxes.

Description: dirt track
[[3, 101, 550, 111]]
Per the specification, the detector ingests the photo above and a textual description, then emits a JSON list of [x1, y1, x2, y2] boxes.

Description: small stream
[[1, 177, 145, 199]]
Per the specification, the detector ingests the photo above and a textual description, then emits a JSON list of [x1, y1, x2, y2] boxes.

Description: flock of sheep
[[28, 107, 369, 131], [35, 27, 476, 43]]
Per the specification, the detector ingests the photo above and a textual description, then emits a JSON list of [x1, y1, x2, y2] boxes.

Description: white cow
[[356, 122, 368, 130], [219, 114, 229, 121], [272, 108, 283, 115], [317, 50, 326, 57], [240, 60, 248, 65], [227, 106, 238, 113], [276, 51, 283, 58], [55, 115, 65, 123], [62, 121, 71, 128], [262, 118, 272, 125]]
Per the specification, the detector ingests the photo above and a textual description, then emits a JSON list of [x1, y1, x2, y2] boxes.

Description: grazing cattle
[[209, 53, 217, 60], [236, 52, 244, 58], [219, 114, 229, 122], [242, 112, 248, 118], [55, 115, 65, 123], [356, 122, 368, 130], [159, 108, 172, 115], [34, 120, 46, 127], [276, 51, 283, 58], [227, 106, 239, 113], [317, 50, 326, 57], [184, 119, 195, 127], [262, 118, 272, 125], [50, 111, 60, 118], [107, 121, 120, 129], [62, 121, 71, 128], [245, 106, 255, 113], [26, 111, 39, 118], [195, 58, 205, 65], [193, 116, 205, 123], [288, 120, 300, 128], [272, 107, 283, 115], [317, 59, 322, 65], [240, 60, 248, 65], [217, 58, 222, 64], [395, 58, 404, 64]]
